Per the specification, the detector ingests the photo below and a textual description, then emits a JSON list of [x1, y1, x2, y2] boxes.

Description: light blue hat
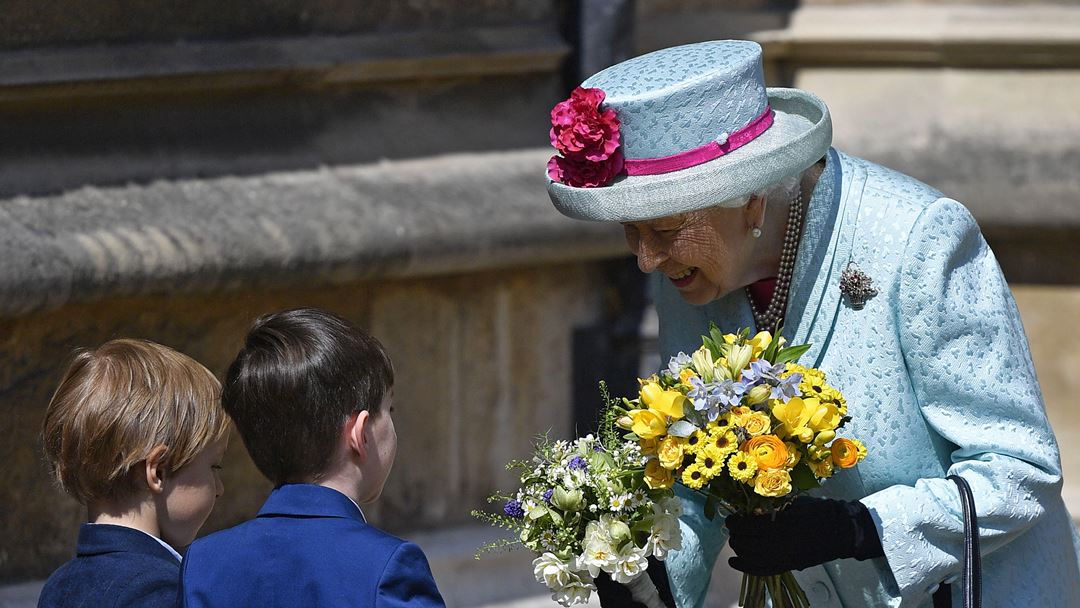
[[546, 40, 832, 222]]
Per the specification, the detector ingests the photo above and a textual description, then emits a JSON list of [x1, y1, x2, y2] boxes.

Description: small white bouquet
[[474, 391, 682, 607]]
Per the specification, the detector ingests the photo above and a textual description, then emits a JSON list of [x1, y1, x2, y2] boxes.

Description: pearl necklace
[[746, 186, 804, 331]]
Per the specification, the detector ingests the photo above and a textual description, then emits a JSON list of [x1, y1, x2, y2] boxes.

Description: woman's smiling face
[[622, 204, 757, 305]]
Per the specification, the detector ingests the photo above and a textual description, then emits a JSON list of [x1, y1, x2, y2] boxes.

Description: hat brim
[[546, 88, 832, 222]]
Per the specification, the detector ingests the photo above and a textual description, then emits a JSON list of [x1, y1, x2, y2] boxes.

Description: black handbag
[[931, 475, 982, 608]]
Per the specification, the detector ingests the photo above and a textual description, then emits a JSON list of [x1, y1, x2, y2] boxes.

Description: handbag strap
[[931, 475, 982, 608]]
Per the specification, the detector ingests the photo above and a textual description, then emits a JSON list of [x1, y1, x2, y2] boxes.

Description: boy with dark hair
[[180, 308, 444, 608]]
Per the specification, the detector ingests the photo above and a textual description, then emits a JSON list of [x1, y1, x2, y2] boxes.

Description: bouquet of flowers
[[614, 325, 866, 608], [473, 404, 682, 608]]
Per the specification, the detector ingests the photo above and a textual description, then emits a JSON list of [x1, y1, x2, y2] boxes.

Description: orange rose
[[742, 435, 789, 470], [830, 438, 860, 469]]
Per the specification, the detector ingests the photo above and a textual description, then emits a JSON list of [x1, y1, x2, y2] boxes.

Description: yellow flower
[[743, 435, 789, 470], [639, 437, 660, 456], [644, 459, 674, 489], [722, 333, 738, 345], [630, 409, 667, 440], [808, 457, 834, 478], [754, 468, 792, 497], [728, 451, 758, 483], [748, 331, 772, 359], [679, 368, 698, 384], [808, 401, 842, 432], [784, 441, 801, 467], [831, 438, 861, 468], [708, 428, 739, 455], [657, 436, 685, 470], [640, 382, 687, 420], [852, 439, 867, 461], [728, 405, 753, 427], [685, 429, 708, 455], [771, 397, 816, 443], [745, 384, 771, 405], [741, 412, 771, 436], [696, 446, 726, 477], [681, 462, 709, 489], [710, 414, 733, 433]]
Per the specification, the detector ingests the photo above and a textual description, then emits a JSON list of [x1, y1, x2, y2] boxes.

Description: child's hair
[[221, 308, 394, 485], [42, 339, 229, 505]]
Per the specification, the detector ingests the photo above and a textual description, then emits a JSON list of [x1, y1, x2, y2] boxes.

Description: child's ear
[[345, 411, 370, 462], [143, 444, 169, 494]]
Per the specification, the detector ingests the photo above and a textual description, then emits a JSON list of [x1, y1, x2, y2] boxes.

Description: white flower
[[630, 489, 648, 508], [551, 576, 595, 607], [609, 493, 631, 512], [656, 496, 683, 519], [646, 513, 682, 559], [539, 530, 559, 551], [579, 521, 619, 578], [610, 543, 650, 584], [533, 552, 574, 589]]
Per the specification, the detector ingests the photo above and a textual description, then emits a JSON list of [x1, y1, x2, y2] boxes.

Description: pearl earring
[[751, 227, 762, 239]]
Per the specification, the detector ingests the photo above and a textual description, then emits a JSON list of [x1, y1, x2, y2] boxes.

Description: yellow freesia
[[640, 382, 686, 420], [630, 408, 667, 440], [771, 396, 817, 442], [679, 368, 697, 384], [748, 331, 772, 359], [808, 401, 842, 432]]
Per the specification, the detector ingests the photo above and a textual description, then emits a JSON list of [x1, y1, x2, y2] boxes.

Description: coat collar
[[257, 484, 367, 522], [783, 147, 865, 366], [76, 523, 180, 565]]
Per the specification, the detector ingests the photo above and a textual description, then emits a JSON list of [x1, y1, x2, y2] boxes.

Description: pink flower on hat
[[547, 87, 623, 188]]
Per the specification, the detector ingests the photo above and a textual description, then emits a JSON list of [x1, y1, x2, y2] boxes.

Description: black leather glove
[[725, 496, 885, 576], [594, 556, 676, 608]]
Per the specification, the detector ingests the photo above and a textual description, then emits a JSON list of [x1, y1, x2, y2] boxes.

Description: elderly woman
[[545, 40, 1080, 607]]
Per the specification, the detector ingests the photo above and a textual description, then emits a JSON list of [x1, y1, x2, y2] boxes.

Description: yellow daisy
[[708, 428, 739, 455], [727, 451, 758, 483], [695, 446, 725, 478], [681, 462, 709, 489], [685, 429, 708, 455]]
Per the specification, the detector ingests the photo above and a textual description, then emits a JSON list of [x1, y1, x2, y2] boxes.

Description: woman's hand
[[725, 496, 885, 576]]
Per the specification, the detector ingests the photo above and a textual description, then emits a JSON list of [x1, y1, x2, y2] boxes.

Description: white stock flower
[[579, 521, 618, 578], [646, 513, 682, 559], [610, 543, 650, 584], [533, 552, 574, 590], [656, 496, 684, 519], [552, 576, 595, 607]]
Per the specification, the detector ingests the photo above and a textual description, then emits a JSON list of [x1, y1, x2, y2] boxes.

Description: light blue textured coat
[[657, 149, 1080, 607]]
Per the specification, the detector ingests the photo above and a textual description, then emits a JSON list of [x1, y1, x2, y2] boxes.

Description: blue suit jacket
[[657, 149, 1080, 607], [38, 523, 181, 608], [180, 484, 445, 608]]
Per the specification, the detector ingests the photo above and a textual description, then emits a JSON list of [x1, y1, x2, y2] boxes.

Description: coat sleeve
[[375, 542, 446, 608], [860, 197, 1064, 605]]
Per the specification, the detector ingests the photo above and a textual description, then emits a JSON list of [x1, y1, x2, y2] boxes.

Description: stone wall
[[0, 260, 613, 580]]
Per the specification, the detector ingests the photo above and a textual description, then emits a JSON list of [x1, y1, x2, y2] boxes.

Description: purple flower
[[667, 352, 692, 377], [742, 359, 785, 385], [543, 489, 554, 503], [687, 376, 712, 411], [568, 456, 589, 471], [771, 372, 803, 403], [504, 499, 525, 519]]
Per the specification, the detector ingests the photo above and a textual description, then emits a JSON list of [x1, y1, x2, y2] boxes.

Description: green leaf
[[790, 462, 821, 490], [704, 495, 717, 521], [774, 343, 812, 365]]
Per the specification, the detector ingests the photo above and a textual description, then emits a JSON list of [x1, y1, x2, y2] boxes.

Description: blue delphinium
[[504, 499, 525, 519], [667, 352, 693, 377], [542, 489, 554, 504], [568, 456, 588, 471], [771, 372, 803, 402]]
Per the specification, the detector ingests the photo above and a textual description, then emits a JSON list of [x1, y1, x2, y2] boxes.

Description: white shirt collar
[[87, 523, 183, 562]]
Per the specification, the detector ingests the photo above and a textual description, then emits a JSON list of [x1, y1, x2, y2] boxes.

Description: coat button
[[811, 581, 832, 602]]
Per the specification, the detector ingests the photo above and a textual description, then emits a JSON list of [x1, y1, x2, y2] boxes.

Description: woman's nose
[[635, 236, 667, 274]]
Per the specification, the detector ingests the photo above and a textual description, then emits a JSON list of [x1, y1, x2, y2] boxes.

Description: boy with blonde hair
[[39, 339, 230, 608], [180, 308, 444, 608]]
